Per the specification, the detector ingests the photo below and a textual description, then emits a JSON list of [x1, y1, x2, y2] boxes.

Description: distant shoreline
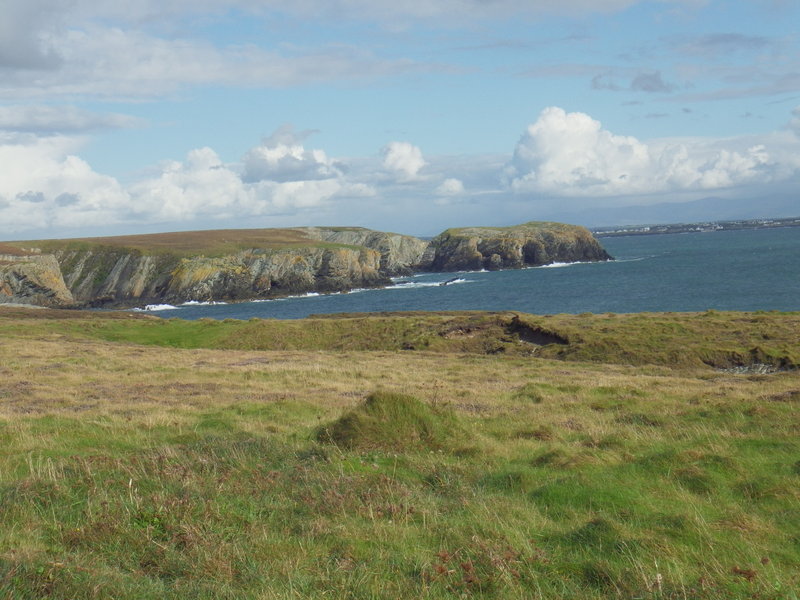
[[592, 216, 800, 237]]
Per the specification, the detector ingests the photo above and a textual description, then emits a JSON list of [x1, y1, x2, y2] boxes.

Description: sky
[[1, 0, 799, 239]]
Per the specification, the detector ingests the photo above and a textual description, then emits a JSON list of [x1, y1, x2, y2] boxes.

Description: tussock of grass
[[317, 391, 463, 452]]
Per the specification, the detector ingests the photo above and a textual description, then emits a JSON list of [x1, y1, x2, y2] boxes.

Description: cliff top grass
[[0, 308, 799, 598], [438, 221, 588, 238], [4, 227, 373, 258], [0, 242, 37, 259]]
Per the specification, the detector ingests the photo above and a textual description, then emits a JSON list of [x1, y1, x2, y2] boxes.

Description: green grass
[[317, 390, 467, 452], [1, 308, 797, 370], [2, 402, 798, 599], [1, 307, 799, 598]]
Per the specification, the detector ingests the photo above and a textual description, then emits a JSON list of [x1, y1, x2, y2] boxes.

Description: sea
[[140, 227, 800, 320]]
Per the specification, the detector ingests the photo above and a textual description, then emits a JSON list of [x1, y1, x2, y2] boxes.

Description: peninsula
[[0, 221, 612, 308]]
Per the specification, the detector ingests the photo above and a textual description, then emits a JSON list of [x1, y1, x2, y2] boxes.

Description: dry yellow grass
[[1, 327, 796, 431], [7, 227, 350, 256]]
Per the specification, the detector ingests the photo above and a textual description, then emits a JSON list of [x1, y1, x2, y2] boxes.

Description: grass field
[[6, 227, 369, 258], [0, 307, 798, 599]]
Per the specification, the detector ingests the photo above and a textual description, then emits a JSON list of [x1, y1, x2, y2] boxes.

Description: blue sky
[[1, 0, 799, 238]]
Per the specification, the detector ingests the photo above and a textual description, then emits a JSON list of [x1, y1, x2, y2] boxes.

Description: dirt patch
[[505, 315, 568, 346], [440, 327, 477, 340], [706, 347, 797, 373]]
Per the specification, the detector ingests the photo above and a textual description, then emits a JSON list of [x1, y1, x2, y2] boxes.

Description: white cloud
[[505, 106, 799, 197], [0, 25, 427, 100], [266, 179, 343, 210], [382, 141, 426, 180], [130, 143, 353, 221], [0, 0, 714, 101], [0, 134, 351, 235], [242, 125, 343, 183], [0, 134, 131, 232], [436, 178, 465, 195], [129, 148, 254, 221], [2, 105, 799, 239], [506, 107, 651, 195]]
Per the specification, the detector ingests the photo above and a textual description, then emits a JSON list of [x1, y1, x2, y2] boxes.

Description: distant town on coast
[[592, 216, 800, 237]]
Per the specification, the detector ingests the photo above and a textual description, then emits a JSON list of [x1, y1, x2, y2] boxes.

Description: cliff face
[[51, 245, 385, 306], [300, 227, 429, 274], [423, 222, 612, 272], [1, 222, 613, 308], [0, 254, 75, 307]]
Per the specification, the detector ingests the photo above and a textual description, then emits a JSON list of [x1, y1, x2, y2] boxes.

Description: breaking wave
[[181, 300, 227, 306], [134, 304, 180, 312], [387, 277, 470, 289]]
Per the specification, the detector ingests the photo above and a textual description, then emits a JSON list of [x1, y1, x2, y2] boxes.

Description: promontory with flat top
[[0, 221, 612, 308]]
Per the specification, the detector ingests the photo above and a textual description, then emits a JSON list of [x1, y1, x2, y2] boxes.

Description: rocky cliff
[[300, 227, 429, 275], [0, 253, 75, 307], [1, 222, 612, 308], [20, 226, 429, 307], [423, 222, 612, 272], [47, 243, 386, 307]]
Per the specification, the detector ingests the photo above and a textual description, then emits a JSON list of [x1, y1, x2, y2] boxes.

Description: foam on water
[[135, 304, 180, 312], [181, 300, 227, 306], [387, 277, 470, 289]]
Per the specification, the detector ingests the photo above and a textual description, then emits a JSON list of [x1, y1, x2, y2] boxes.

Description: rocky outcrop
[[165, 246, 384, 302], [0, 254, 75, 307], [300, 227, 429, 274], [423, 222, 612, 272], [50, 245, 386, 306]]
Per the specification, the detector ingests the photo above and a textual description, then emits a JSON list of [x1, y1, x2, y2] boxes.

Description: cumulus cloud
[[242, 125, 343, 183], [505, 106, 795, 197], [129, 148, 254, 221], [3, 105, 800, 239], [0, 134, 131, 232], [130, 141, 355, 221], [436, 178, 465, 195], [382, 141, 425, 180], [0, 130, 365, 236]]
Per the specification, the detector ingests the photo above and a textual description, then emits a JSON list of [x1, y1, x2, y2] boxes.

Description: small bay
[[146, 227, 800, 320]]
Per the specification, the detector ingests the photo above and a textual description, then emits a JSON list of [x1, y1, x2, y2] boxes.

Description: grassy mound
[[317, 391, 461, 452]]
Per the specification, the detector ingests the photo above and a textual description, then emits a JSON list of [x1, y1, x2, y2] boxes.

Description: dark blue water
[[144, 227, 800, 320]]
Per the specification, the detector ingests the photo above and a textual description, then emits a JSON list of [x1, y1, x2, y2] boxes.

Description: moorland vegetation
[[0, 307, 798, 599]]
